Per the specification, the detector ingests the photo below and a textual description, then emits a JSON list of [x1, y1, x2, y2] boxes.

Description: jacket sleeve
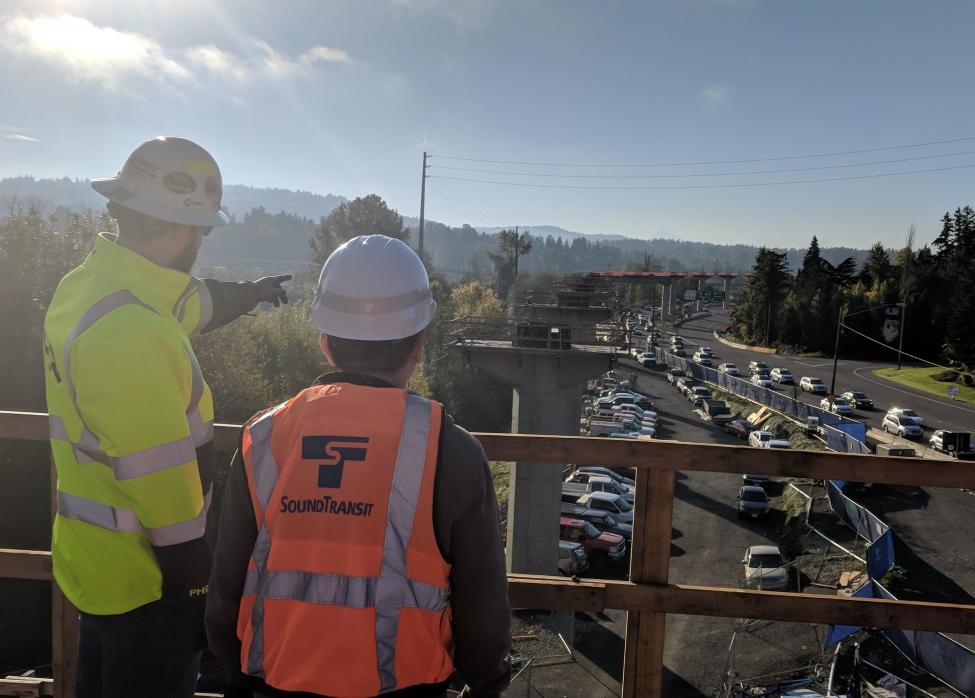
[[206, 440, 258, 680], [441, 432, 512, 697], [74, 325, 212, 593], [197, 279, 260, 334]]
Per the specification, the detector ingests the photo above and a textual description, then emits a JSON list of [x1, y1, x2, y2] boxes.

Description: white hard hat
[[311, 235, 436, 341], [92, 136, 230, 227]]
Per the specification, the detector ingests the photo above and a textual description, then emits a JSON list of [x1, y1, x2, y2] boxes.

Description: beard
[[171, 235, 200, 273]]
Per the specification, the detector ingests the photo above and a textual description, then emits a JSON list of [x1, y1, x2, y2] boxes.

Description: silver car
[[742, 545, 790, 590]]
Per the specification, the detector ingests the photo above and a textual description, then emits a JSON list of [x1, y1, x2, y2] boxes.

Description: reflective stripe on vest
[[244, 394, 449, 693]]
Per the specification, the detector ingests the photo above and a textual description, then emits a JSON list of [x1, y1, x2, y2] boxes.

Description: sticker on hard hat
[[185, 160, 220, 176], [163, 172, 197, 195], [126, 156, 159, 179], [204, 177, 221, 205]]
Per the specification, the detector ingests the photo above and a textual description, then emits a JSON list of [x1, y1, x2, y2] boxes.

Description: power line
[[431, 136, 975, 168], [840, 323, 955, 372], [428, 149, 975, 179], [429, 162, 975, 191]]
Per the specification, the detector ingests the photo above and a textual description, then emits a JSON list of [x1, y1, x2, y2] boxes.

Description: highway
[[667, 311, 975, 436]]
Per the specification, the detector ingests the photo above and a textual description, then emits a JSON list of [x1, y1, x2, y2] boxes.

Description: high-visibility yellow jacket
[[44, 233, 221, 615]]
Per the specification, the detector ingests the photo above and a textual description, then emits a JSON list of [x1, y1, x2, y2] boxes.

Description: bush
[[932, 369, 960, 382]]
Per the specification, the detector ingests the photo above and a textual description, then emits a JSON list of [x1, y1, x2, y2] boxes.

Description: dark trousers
[[76, 597, 204, 698]]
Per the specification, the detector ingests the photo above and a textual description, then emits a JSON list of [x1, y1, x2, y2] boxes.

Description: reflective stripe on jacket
[[43, 233, 216, 614], [237, 383, 454, 697]]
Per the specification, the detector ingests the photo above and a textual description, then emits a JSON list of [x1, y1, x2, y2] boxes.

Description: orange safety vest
[[237, 383, 454, 697]]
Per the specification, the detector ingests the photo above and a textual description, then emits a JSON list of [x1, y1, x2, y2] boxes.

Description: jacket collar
[[85, 232, 198, 319], [314, 372, 397, 390]]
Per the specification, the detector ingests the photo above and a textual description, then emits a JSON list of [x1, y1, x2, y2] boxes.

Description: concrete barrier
[[712, 330, 778, 354]]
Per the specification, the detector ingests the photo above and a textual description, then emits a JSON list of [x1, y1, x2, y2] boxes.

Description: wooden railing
[[3, 410, 975, 697]]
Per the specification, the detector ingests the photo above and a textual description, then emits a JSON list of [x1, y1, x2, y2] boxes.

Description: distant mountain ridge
[[2, 176, 878, 274]]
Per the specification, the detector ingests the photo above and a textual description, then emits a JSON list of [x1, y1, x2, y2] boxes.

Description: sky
[[1, 0, 973, 249]]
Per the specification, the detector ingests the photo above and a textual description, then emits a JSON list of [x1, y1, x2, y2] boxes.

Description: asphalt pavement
[[572, 361, 821, 697]]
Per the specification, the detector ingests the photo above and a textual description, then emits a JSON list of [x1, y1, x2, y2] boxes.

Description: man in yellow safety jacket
[[206, 235, 511, 698], [43, 136, 291, 698]]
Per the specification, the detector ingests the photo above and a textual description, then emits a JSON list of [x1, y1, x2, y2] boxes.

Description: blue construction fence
[[824, 581, 975, 696], [649, 349, 975, 687]]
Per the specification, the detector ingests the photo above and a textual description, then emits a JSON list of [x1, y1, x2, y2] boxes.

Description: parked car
[[742, 473, 770, 488], [750, 373, 774, 389], [737, 486, 770, 518], [672, 348, 686, 357], [640, 352, 657, 368], [563, 474, 635, 504], [929, 430, 974, 457], [559, 517, 627, 568], [558, 540, 590, 576], [799, 376, 828, 394], [718, 362, 740, 376], [820, 396, 854, 415], [748, 431, 790, 449], [687, 386, 713, 406], [676, 377, 697, 395], [577, 491, 634, 523], [693, 352, 714, 367], [748, 360, 770, 375], [840, 390, 874, 409], [724, 419, 750, 439], [666, 368, 687, 384], [887, 407, 924, 427], [574, 466, 636, 489], [703, 399, 733, 423], [770, 368, 795, 384], [882, 414, 923, 439], [577, 509, 633, 540], [742, 545, 790, 590]]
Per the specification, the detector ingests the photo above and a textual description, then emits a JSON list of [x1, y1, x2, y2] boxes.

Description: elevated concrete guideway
[[589, 270, 744, 315]]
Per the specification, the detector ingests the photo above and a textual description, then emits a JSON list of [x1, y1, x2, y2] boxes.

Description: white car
[[770, 368, 794, 384], [820, 397, 854, 415], [718, 362, 739, 376], [748, 431, 790, 449], [882, 414, 922, 439], [799, 376, 828, 394], [693, 352, 714, 367], [699, 346, 714, 356], [578, 491, 634, 523], [742, 545, 790, 590], [887, 407, 924, 427], [750, 373, 774, 389], [639, 352, 656, 367]]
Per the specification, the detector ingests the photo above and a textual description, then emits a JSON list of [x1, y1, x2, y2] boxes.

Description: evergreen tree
[[310, 194, 407, 263], [860, 243, 893, 288]]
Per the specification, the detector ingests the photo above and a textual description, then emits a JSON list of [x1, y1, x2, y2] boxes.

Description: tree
[[860, 243, 893, 288], [310, 194, 408, 263], [731, 247, 790, 345], [487, 229, 532, 301], [941, 207, 975, 367]]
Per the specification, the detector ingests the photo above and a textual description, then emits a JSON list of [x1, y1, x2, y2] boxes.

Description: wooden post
[[622, 467, 676, 698], [50, 460, 77, 698]]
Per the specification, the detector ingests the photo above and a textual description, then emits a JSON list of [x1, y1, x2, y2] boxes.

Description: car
[[840, 390, 873, 409], [820, 396, 854, 415], [563, 474, 635, 503], [742, 473, 770, 487], [718, 362, 740, 376], [724, 419, 750, 439], [742, 545, 790, 590], [750, 373, 774, 389], [887, 407, 924, 427], [672, 336, 686, 344], [687, 386, 713, 406], [577, 509, 633, 540], [770, 368, 795, 384], [558, 540, 590, 576], [629, 346, 642, 359], [577, 491, 634, 523], [883, 414, 923, 439], [699, 346, 714, 356], [574, 466, 636, 489], [640, 352, 657, 368], [676, 377, 697, 395], [737, 486, 770, 518], [748, 430, 790, 449], [666, 368, 686, 384], [748, 360, 770, 375], [799, 376, 828, 394], [559, 517, 627, 568], [692, 352, 714, 367], [672, 348, 686, 357], [930, 429, 946, 452]]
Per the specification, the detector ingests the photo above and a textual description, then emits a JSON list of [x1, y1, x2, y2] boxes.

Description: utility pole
[[897, 225, 915, 370], [514, 225, 520, 277], [830, 307, 845, 403], [418, 151, 428, 261]]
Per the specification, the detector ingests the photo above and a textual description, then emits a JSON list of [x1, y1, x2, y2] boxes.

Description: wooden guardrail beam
[[0, 550, 51, 581], [6, 412, 971, 489]]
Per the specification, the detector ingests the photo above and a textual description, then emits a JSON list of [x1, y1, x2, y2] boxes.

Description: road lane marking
[[852, 366, 975, 415]]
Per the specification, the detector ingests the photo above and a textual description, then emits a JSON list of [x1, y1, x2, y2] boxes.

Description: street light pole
[[896, 301, 907, 370]]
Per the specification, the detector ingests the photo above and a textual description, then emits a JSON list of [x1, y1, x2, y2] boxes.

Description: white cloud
[[4, 133, 39, 142], [1, 13, 352, 94], [1, 13, 191, 92], [701, 83, 735, 106]]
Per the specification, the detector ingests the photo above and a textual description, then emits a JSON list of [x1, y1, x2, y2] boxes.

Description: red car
[[724, 419, 749, 439], [559, 517, 627, 568]]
